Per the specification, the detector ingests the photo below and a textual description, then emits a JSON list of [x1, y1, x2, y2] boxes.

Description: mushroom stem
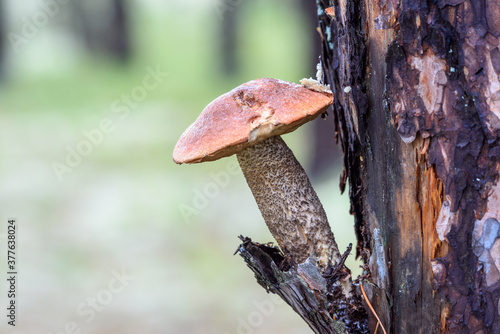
[[236, 135, 340, 267]]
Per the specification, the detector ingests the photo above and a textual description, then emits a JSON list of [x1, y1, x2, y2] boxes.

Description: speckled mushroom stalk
[[236, 135, 340, 266], [173, 78, 341, 268]]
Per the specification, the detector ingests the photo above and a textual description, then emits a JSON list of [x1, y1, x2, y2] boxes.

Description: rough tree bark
[[238, 0, 500, 333], [317, 0, 500, 333]]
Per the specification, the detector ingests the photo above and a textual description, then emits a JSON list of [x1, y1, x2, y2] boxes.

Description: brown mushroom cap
[[173, 78, 333, 164]]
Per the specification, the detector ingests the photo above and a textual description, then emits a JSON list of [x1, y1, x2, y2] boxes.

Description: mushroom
[[173, 78, 340, 268]]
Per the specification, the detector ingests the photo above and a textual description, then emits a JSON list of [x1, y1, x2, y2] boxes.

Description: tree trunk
[[71, 0, 130, 62], [106, 0, 130, 62], [317, 0, 500, 333], [237, 0, 500, 332]]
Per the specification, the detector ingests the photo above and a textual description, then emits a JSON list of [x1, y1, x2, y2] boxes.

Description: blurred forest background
[[0, 0, 359, 333]]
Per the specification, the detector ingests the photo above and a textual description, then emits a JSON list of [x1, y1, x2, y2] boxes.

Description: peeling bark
[[318, 0, 500, 332]]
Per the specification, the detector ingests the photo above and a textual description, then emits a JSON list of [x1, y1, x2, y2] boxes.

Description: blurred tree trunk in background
[[71, 0, 93, 52], [221, 4, 238, 75], [219, 0, 342, 177], [299, 0, 341, 178], [72, 0, 130, 62], [318, 0, 500, 332], [106, 0, 130, 62]]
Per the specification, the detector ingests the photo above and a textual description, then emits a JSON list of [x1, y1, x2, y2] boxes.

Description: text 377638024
[[6, 219, 17, 326]]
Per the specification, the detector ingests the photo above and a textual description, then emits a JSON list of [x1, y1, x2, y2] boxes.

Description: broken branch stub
[[236, 237, 368, 334]]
